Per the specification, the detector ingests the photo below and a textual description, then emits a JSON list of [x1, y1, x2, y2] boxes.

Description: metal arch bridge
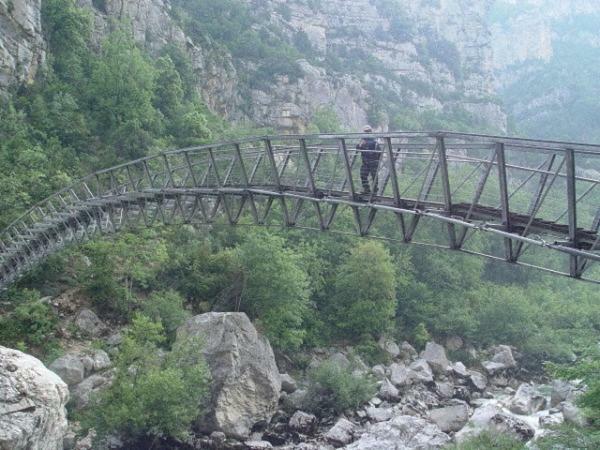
[[2, 131, 600, 290]]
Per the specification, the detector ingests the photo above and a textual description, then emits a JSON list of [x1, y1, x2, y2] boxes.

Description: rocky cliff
[[0, 0, 44, 94], [490, 0, 600, 142], [0, 0, 507, 132]]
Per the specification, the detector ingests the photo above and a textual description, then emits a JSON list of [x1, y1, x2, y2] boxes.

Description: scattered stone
[[90, 349, 111, 372], [280, 373, 297, 394], [490, 374, 509, 387], [490, 414, 535, 442], [421, 342, 451, 375], [429, 402, 470, 432], [399, 341, 417, 361], [378, 378, 400, 401], [245, 440, 273, 449], [71, 373, 113, 410], [328, 352, 351, 369], [561, 401, 587, 427], [483, 345, 517, 374], [176, 312, 281, 439], [288, 411, 317, 433], [105, 332, 122, 347], [75, 308, 106, 337], [509, 383, 535, 415], [468, 370, 487, 391], [435, 381, 454, 399], [539, 413, 564, 428], [452, 362, 469, 378], [346, 415, 450, 449], [551, 379, 575, 407], [49, 354, 86, 386], [210, 431, 227, 445], [325, 418, 357, 447], [0, 346, 69, 450], [453, 386, 471, 403], [378, 337, 400, 359], [371, 365, 386, 380], [283, 389, 308, 413], [408, 359, 433, 383], [369, 397, 382, 407], [366, 406, 393, 422], [389, 363, 410, 387], [445, 336, 464, 351]]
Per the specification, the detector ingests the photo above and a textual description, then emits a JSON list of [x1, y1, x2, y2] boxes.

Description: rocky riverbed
[[0, 311, 588, 450]]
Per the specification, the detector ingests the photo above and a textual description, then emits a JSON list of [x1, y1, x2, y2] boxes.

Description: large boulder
[[325, 418, 357, 447], [455, 403, 534, 442], [346, 415, 450, 449], [509, 383, 546, 415], [378, 337, 400, 359], [408, 359, 433, 383], [429, 402, 470, 432], [175, 312, 281, 439], [420, 342, 451, 375], [74, 308, 106, 337], [483, 345, 517, 374], [551, 379, 575, 407], [48, 354, 85, 386], [389, 363, 410, 387], [0, 346, 69, 450]]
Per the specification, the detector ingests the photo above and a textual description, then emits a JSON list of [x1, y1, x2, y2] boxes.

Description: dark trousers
[[360, 159, 379, 193]]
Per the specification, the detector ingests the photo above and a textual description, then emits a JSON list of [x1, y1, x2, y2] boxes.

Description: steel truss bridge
[[2, 131, 600, 289]]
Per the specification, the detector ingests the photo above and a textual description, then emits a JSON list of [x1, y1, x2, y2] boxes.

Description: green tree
[[81, 314, 210, 442], [235, 231, 311, 350], [87, 29, 160, 161], [329, 241, 396, 341], [140, 290, 191, 343]]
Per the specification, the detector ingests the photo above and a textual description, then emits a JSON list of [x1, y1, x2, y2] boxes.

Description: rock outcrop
[[0, 346, 69, 450], [175, 312, 281, 439], [0, 0, 44, 95]]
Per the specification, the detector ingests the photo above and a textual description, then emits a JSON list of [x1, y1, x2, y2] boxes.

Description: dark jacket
[[357, 138, 382, 162]]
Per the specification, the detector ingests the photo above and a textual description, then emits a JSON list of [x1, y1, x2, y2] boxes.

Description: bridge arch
[[2, 131, 600, 289]]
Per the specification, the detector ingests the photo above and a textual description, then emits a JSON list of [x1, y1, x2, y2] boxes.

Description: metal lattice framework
[[2, 131, 600, 289]]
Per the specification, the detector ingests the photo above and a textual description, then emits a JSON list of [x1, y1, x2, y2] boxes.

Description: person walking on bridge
[[357, 125, 382, 195]]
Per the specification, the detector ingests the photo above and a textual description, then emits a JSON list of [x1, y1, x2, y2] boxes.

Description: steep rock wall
[[0, 0, 44, 95]]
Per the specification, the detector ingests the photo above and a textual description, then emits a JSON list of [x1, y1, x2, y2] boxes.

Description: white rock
[[371, 365, 386, 380], [176, 312, 281, 439], [429, 403, 469, 432], [366, 406, 393, 422], [389, 363, 410, 387], [74, 308, 106, 337], [452, 361, 469, 378], [324, 418, 357, 447], [468, 370, 487, 391], [0, 346, 69, 450], [346, 414, 450, 449], [280, 373, 297, 394], [420, 342, 451, 375], [408, 359, 433, 383], [49, 354, 85, 386], [378, 337, 400, 358], [288, 411, 317, 433], [378, 378, 400, 401]]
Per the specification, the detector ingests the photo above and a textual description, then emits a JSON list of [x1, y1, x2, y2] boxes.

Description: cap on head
[[363, 125, 373, 133]]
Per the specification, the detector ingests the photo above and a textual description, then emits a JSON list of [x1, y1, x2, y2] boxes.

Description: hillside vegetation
[[0, 0, 599, 448]]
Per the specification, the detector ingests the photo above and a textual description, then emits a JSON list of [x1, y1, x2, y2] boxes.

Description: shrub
[[0, 289, 58, 354], [139, 290, 190, 343], [329, 241, 396, 341], [535, 425, 600, 449], [81, 314, 210, 442], [305, 360, 376, 416]]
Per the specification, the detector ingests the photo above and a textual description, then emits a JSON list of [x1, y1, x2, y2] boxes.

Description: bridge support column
[[496, 142, 515, 262], [566, 148, 580, 278]]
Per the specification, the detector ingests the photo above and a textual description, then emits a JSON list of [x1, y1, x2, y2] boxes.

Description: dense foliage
[[80, 314, 210, 442]]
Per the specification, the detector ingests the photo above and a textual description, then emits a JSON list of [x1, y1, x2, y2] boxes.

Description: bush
[[0, 289, 58, 354], [535, 425, 600, 449], [81, 314, 210, 442], [139, 290, 190, 343], [329, 241, 396, 341], [305, 360, 376, 416]]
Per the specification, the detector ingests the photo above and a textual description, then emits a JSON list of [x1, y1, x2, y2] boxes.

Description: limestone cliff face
[[243, 0, 505, 132], [0, 0, 507, 133], [491, 0, 600, 72], [0, 0, 44, 95]]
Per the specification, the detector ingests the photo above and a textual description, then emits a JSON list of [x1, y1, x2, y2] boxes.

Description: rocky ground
[[0, 305, 588, 450]]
